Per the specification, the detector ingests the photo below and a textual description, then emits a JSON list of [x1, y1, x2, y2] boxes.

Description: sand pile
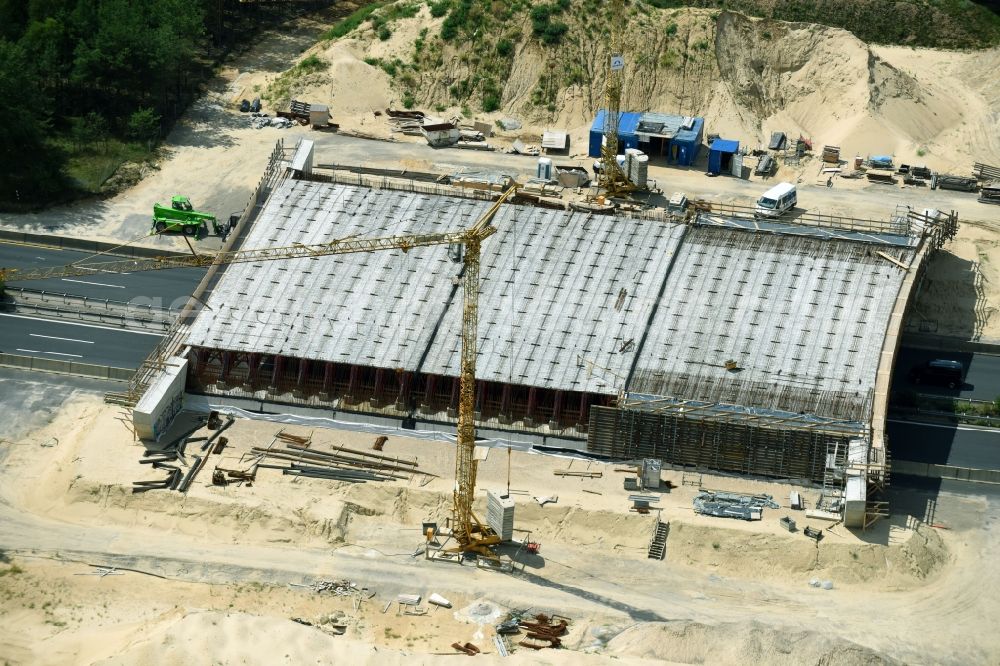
[[604, 620, 901, 665], [666, 522, 948, 587]]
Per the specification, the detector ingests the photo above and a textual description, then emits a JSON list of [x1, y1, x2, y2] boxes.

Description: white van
[[755, 182, 797, 218]]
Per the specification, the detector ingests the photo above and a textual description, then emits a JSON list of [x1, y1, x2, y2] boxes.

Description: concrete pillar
[[447, 376, 460, 418], [373, 368, 386, 406], [525, 387, 538, 425], [344, 365, 360, 404], [549, 390, 563, 430], [243, 353, 260, 391], [319, 362, 335, 401], [293, 359, 309, 398], [473, 380, 485, 421], [216, 351, 233, 390], [420, 375, 436, 413], [498, 383, 513, 424], [395, 371, 412, 410], [268, 355, 284, 393]]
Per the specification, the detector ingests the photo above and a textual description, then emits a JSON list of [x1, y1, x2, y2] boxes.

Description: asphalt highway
[[892, 347, 1000, 402], [888, 419, 1000, 469], [0, 242, 205, 308], [0, 313, 161, 368]]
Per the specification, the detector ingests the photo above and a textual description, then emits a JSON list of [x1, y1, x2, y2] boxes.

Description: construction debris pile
[[693, 491, 780, 521], [385, 109, 488, 148], [250, 429, 430, 484], [133, 412, 234, 493], [494, 612, 571, 651]]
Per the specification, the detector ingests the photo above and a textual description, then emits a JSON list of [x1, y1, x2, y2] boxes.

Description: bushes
[[297, 54, 326, 73], [531, 3, 570, 45], [324, 2, 385, 39], [429, 0, 450, 17]]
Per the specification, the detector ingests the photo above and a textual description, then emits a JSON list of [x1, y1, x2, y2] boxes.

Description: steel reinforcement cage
[[587, 403, 859, 484]]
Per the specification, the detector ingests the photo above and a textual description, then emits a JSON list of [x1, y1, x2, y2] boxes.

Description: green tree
[[0, 1, 27, 40], [0, 40, 66, 205], [127, 107, 161, 149], [71, 111, 109, 151]]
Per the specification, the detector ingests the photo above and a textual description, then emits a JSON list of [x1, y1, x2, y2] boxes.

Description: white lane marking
[[887, 418, 992, 433], [61, 278, 125, 289], [0, 312, 163, 337], [30, 333, 94, 344], [16, 348, 83, 358]]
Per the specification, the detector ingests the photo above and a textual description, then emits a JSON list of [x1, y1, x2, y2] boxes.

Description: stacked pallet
[[980, 183, 1000, 205], [866, 169, 896, 184], [822, 145, 840, 164]]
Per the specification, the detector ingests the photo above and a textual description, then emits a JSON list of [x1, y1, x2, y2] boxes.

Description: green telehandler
[[152, 196, 223, 236]]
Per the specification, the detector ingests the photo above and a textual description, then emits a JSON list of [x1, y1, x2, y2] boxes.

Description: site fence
[[0, 352, 132, 381], [892, 459, 1000, 484], [304, 169, 502, 202], [0, 229, 187, 258]]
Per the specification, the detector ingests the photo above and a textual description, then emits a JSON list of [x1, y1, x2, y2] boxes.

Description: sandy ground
[[0, 394, 998, 664]]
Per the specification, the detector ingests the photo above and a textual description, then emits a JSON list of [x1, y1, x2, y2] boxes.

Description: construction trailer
[[707, 139, 741, 176], [588, 110, 704, 166]]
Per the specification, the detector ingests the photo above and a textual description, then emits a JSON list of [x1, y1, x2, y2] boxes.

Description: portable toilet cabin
[[707, 138, 740, 176]]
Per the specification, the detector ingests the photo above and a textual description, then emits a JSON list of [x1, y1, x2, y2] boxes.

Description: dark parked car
[[908, 359, 964, 389]]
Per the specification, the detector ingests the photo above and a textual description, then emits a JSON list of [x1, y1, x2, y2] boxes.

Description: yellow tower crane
[[0, 187, 517, 559], [598, 0, 636, 198]]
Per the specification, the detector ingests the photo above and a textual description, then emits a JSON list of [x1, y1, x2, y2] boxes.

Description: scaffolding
[[587, 401, 859, 485]]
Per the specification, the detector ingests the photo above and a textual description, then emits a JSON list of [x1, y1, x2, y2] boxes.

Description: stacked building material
[[932, 174, 978, 192], [979, 182, 1000, 205], [692, 491, 780, 521], [249, 438, 426, 484], [486, 491, 515, 542], [822, 145, 840, 163], [973, 162, 1000, 182], [866, 169, 896, 183]]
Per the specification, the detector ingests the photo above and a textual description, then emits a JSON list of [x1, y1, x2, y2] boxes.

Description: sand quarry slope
[[292, 7, 1000, 172]]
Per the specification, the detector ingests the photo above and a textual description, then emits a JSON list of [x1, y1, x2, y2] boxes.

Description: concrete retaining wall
[[893, 459, 1000, 484], [0, 352, 132, 381], [902, 333, 1000, 355], [133, 356, 187, 440]]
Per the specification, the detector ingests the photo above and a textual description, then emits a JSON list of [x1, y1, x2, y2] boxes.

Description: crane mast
[[1, 187, 517, 559], [598, 0, 635, 197]]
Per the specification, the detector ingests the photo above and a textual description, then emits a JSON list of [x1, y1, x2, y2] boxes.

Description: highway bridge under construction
[[153, 148, 956, 529]]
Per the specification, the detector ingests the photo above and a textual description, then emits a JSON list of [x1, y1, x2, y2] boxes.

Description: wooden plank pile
[[250, 429, 429, 484], [822, 145, 840, 164], [973, 162, 1000, 182], [866, 169, 896, 184]]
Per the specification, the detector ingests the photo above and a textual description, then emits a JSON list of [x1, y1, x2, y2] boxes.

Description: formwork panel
[[629, 226, 914, 422]]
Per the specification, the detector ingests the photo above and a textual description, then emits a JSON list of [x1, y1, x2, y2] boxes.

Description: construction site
[[2, 2, 1000, 664], [157, 139, 953, 536]]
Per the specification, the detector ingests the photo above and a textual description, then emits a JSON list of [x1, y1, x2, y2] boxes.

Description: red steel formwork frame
[[186, 347, 614, 432]]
